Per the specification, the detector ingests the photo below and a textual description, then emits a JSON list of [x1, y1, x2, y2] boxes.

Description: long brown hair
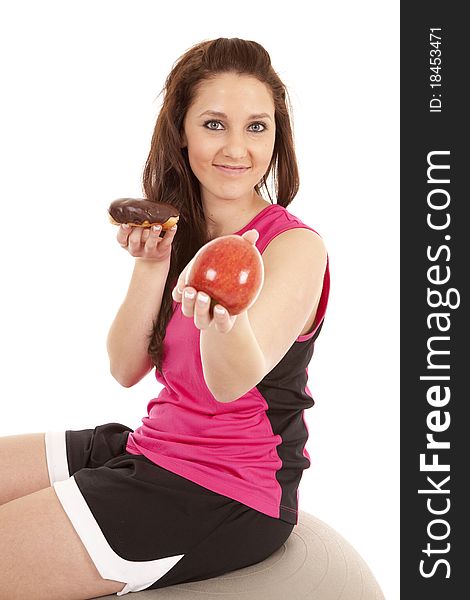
[[144, 37, 300, 376]]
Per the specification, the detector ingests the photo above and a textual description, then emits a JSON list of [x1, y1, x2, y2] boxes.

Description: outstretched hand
[[172, 229, 260, 334]]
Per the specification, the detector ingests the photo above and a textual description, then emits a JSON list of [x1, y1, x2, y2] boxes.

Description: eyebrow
[[198, 110, 273, 121]]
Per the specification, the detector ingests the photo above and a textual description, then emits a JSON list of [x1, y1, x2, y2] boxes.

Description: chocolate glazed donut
[[108, 198, 180, 229]]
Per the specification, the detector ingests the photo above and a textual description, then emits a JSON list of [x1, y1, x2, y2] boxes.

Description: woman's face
[[181, 73, 276, 204]]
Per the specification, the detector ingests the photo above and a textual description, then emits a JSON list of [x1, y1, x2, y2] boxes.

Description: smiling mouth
[[215, 164, 250, 169], [214, 164, 251, 174]]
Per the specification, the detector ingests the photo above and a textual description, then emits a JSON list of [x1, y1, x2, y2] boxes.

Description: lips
[[214, 164, 250, 175], [215, 164, 250, 169]]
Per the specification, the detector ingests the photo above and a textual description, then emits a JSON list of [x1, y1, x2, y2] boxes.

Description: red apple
[[185, 235, 264, 316]]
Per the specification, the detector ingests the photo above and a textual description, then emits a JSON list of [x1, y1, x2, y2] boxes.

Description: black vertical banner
[[401, 3, 467, 599]]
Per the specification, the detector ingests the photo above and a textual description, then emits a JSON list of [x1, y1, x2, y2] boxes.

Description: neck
[[203, 191, 269, 238]]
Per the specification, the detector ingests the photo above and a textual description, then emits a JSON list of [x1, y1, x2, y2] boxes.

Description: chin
[[204, 183, 255, 202]]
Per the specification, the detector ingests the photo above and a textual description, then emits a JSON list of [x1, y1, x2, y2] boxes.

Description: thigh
[[0, 433, 50, 505], [0, 423, 133, 506], [150, 502, 295, 590], [47, 453, 293, 595], [0, 486, 124, 600]]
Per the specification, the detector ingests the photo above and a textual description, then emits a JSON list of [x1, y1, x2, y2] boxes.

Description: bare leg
[[0, 486, 125, 599], [0, 433, 51, 505]]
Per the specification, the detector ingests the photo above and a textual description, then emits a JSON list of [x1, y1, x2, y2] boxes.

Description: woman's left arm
[[173, 228, 328, 403]]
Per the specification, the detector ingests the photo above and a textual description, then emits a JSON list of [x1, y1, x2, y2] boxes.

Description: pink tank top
[[126, 203, 330, 525]]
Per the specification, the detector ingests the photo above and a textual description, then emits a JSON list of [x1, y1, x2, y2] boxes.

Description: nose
[[222, 129, 248, 160]]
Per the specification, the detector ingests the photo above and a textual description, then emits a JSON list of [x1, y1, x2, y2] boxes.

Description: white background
[[0, 1, 399, 598]]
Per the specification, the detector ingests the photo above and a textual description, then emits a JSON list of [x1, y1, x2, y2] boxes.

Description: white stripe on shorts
[[44, 431, 70, 484], [53, 477, 185, 595]]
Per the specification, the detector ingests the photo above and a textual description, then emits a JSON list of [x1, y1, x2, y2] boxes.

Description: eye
[[249, 122, 268, 133], [203, 120, 224, 130]]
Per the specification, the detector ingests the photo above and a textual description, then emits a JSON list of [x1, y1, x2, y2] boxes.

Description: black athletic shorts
[[45, 422, 294, 596]]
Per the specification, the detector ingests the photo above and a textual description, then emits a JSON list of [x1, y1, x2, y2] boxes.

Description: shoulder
[[261, 226, 327, 269]]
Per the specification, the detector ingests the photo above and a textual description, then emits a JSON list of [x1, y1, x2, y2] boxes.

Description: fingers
[[116, 224, 177, 258], [194, 292, 212, 330], [116, 224, 145, 251], [154, 224, 177, 253], [211, 304, 235, 333], [241, 228, 259, 245], [116, 224, 132, 247], [172, 279, 185, 303], [171, 256, 196, 303], [126, 226, 148, 253], [177, 286, 234, 332], [179, 287, 194, 312], [143, 225, 163, 252]]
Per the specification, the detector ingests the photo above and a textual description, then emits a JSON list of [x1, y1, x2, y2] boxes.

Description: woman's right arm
[[106, 223, 177, 387]]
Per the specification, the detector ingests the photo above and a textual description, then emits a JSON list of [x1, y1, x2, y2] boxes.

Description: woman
[[0, 38, 330, 598]]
